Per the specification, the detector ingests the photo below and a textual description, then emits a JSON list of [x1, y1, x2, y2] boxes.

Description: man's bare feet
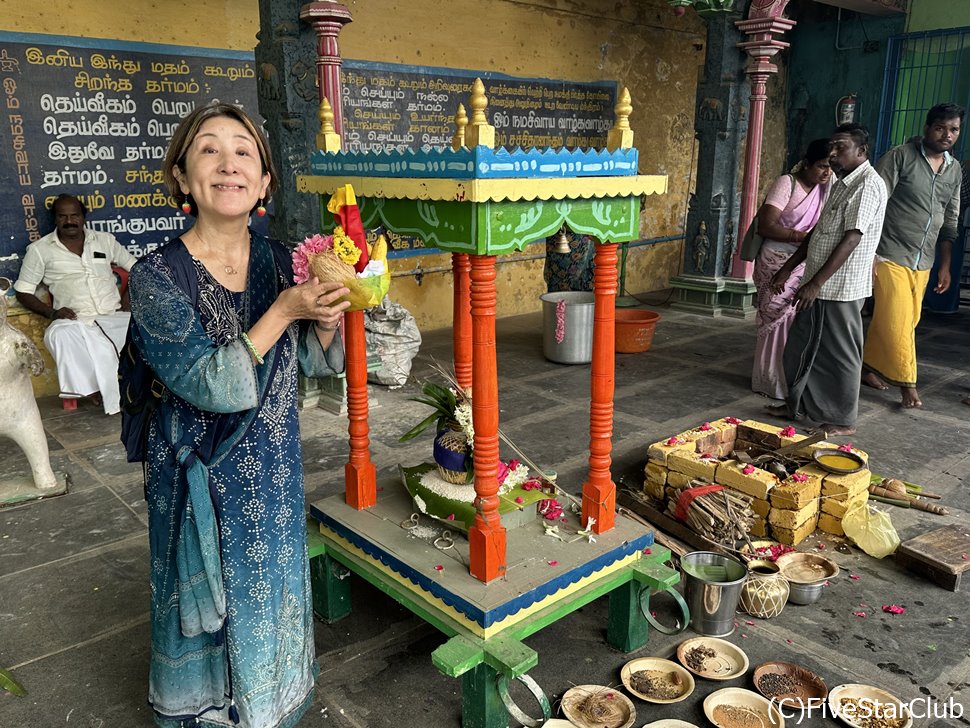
[[87, 392, 103, 407], [862, 372, 889, 390], [816, 423, 857, 436], [900, 387, 922, 409]]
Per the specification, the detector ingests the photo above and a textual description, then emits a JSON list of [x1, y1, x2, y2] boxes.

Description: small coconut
[[881, 478, 907, 497], [309, 249, 355, 283]]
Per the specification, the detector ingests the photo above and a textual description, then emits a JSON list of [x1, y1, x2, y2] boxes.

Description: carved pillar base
[[669, 274, 726, 317], [717, 276, 757, 319]]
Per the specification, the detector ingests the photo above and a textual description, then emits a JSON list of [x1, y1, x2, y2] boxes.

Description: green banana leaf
[[0, 667, 26, 696]]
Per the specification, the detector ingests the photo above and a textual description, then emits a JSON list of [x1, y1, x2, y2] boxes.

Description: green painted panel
[[318, 196, 643, 254]]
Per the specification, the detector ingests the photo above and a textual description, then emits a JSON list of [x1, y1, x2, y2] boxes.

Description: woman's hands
[[278, 277, 351, 326]]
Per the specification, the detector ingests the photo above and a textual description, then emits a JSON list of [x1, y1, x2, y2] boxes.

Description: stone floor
[[1, 295, 969, 728]]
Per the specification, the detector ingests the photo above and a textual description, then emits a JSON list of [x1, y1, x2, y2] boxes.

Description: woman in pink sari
[[752, 139, 833, 399]]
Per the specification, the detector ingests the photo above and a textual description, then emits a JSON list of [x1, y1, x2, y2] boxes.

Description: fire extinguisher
[[836, 94, 857, 125]]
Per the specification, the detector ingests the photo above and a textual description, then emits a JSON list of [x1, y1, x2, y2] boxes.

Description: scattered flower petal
[[725, 417, 742, 425], [742, 464, 756, 475], [651, 611, 658, 618], [817, 542, 826, 550], [666, 437, 680, 446], [547, 560, 558, 566], [514, 496, 524, 504], [780, 426, 796, 437], [838, 442, 854, 452], [791, 473, 808, 482], [447, 513, 455, 521], [849, 574, 861, 580], [823, 580, 831, 587], [741, 633, 749, 638], [699, 422, 712, 431], [963, 554, 968, 561], [434, 565, 444, 572], [606, 692, 615, 700], [786, 639, 794, 644], [643, 548, 652, 555], [745, 620, 755, 626], [852, 611, 867, 618], [882, 604, 906, 615]]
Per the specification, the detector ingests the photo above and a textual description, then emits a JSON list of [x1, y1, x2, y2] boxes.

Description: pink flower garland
[[291, 233, 333, 284], [555, 298, 566, 344]]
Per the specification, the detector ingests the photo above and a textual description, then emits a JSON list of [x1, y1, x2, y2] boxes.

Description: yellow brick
[[645, 461, 668, 484], [770, 475, 822, 510], [715, 460, 781, 501], [667, 450, 718, 481], [816, 512, 845, 536], [750, 497, 770, 518], [717, 441, 736, 458], [772, 515, 819, 546], [822, 489, 869, 518], [706, 417, 739, 445], [644, 478, 666, 501], [822, 469, 871, 496], [683, 427, 720, 456], [647, 439, 697, 466], [768, 498, 819, 530], [749, 516, 769, 538], [667, 471, 691, 488], [738, 419, 783, 449]]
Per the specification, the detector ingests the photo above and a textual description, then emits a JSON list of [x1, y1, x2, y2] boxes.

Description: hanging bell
[[552, 226, 571, 254]]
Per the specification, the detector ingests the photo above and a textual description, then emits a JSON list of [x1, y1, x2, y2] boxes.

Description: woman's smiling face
[[175, 115, 270, 220]]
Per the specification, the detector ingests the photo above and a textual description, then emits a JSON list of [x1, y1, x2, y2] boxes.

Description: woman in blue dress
[[128, 102, 350, 727]]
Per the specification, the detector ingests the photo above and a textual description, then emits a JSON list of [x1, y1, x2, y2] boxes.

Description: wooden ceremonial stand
[[300, 74, 688, 727]]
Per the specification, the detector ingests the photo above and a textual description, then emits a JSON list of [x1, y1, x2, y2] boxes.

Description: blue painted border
[[0, 30, 255, 60], [310, 503, 652, 629]]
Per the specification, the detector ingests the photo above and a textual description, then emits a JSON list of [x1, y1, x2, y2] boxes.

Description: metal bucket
[[540, 291, 594, 364], [681, 551, 748, 636]]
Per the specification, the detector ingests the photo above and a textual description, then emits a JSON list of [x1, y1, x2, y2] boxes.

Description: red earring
[[256, 199, 267, 217], [181, 200, 192, 214]]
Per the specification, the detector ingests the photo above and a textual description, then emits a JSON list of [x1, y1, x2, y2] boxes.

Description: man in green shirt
[[862, 102, 963, 409]]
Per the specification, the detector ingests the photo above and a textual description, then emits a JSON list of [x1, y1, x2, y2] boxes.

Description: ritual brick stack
[[644, 418, 870, 546]]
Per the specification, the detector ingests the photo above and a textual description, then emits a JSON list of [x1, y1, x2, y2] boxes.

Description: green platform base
[[306, 486, 686, 728]]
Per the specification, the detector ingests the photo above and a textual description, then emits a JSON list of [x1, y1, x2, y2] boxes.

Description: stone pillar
[[669, 7, 749, 317], [255, 0, 328, 244]]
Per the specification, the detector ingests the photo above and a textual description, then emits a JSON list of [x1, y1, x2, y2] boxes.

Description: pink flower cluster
[[538, 498, 564, 520], [837, 442, 854, 453], [522, 479, 543, 491], [666, 437, 682, 446], [754, 543, 794, 561], [554, 298, 566, 344], [698, 422, 712, 431], [724, 416, 742, 425], [780, 426, 796, 437], [292, 233, 333, 284], [791, 473, 809, 482], [742, 464, 756, 475]]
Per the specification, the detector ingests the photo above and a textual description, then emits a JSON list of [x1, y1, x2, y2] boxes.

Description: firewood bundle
[[665, 479, 756, 544]]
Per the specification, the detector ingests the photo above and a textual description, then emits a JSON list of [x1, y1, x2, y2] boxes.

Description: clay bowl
[[813, 448, 866, 474], [620, 656, 694, 704], [753, 661, 828, 710], [560, 684, 636, 728], [704, 687, 786, 728], [828, 683, 913, 728], [676, 637, 749, 681]]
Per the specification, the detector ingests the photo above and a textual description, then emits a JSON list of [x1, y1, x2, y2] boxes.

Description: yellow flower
[[332, 225, 362, 266]]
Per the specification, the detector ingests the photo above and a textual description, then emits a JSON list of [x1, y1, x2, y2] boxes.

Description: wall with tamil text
[[3, 0, 716, 345]]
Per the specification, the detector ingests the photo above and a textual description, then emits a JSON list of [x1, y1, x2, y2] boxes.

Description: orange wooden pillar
[[581, 242, 617, 534], [467, 255, 506, 582], [452, 253, 473, 391], [343, 309, 376, 509]]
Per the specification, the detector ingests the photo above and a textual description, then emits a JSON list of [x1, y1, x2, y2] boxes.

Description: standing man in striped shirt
[[769, 124, 888, 436]]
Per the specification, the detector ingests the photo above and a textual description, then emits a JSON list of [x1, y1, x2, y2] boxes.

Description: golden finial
[[607, 87, 634, 151], [316, 97, 342, 152], [464, 78, 495, 149], [451, 103, 468, 151]]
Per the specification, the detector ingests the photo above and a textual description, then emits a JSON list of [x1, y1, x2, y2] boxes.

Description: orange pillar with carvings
[[581, 242, 617, 533], [452, 253, 473, 391], [467, 255, 506, 582], [344, 309, 376, 509]]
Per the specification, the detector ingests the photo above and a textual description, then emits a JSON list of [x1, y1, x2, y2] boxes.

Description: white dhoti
[[44, 312, 130, 415]]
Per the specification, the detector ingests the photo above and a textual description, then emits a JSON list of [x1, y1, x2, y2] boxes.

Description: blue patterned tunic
[[128, 233, 343, 728]]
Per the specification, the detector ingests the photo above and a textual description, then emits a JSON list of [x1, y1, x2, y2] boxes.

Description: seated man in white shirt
[[14, 194, 137, 415]]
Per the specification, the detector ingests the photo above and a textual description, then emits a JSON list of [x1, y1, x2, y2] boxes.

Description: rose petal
[[852, 611, 867, 618], [447, 513, 455, 520], [434, 565, 444, 571], [745, 620, 755, 626], [786, 639, 793, 644], [515, 496, 524, 504], [741, 633, 749, 638], [849, 574, 861, 580], [547, 560, 558, 566], [643, 548, 652, 555]]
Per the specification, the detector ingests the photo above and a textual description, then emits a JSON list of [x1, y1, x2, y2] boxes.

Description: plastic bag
[[363, 298, 422, 388], [842, 502, 900, 559]]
